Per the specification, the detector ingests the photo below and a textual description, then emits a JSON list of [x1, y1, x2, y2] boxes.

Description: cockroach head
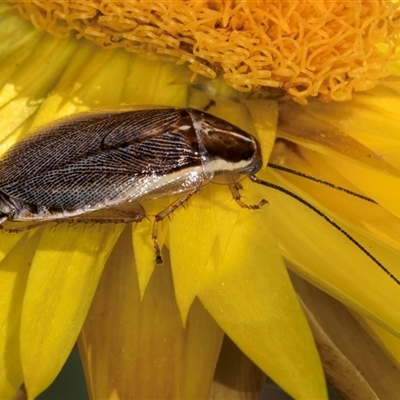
[[187, 108, 263, 179]]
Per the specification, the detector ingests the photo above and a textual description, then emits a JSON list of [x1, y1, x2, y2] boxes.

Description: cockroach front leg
[[228, 181, 268, 210]]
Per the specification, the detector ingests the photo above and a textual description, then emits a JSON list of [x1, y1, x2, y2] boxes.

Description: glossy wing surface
[[0, 109, 201, 209]]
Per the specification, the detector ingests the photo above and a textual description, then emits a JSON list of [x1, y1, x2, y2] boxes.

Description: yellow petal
[[0, 35, 78, 141], [293, 273, 400, 400], [270, 144, 400, 253], [244, 98, 278, 168], [278, 83, 400, 218], [0, 233, 30, 264], [32, 45, 188, 126], [196, 182, 327, 400], [79, 228, 224, 399], [0, 233, 41, 398], [211, 336, 266, 399], [278, 99, 397, 175], [260, 168, 400, 336], [304, 82, 400, 171], [121, 56, 188, 107], [20, 224, 124, 399], [325, 155, 400, 221], [169, 183, 218, 323], [357, 316, 400, 369], [132, 218, 157, 299]]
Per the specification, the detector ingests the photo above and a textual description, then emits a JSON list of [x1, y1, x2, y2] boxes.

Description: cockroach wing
[[0, 109, 202, 210]]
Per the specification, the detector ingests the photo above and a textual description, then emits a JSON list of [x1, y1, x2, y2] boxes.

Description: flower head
[[1, 1, 400, 399]]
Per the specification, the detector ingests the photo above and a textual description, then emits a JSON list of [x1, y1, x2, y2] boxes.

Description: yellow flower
[[1, 1, 400, 399]]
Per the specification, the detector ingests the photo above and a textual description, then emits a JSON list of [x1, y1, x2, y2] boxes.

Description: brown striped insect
[[0, 107, 398, 285]]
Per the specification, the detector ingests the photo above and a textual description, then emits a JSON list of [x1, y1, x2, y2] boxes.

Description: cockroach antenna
[[267, 163, 377, 204], [249, 174, 400, 286]]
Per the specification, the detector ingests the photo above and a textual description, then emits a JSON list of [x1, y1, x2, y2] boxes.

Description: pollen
[[10, 0, 400, 103]]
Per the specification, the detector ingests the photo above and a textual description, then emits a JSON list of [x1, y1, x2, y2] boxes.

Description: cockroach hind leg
[[229, 182, 268, 210], [0, 220, 49, 233], [0, 209, 147, 234], [61, 206, 147, 227]]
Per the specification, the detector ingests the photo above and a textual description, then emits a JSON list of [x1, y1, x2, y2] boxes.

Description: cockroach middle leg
[[152, 187, 200, 265]]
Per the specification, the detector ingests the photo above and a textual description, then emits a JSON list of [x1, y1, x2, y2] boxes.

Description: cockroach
[[0, 107, 398, 285]]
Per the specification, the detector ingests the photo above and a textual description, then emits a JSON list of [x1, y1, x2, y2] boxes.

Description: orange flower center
[[10, 0, 400, 103]]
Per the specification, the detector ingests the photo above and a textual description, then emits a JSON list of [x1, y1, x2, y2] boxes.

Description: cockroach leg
[[152, 187, 200, 264], [0, 218, 49, 233], [228, 181, 268, 210], [0, 208, 146, 233]]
